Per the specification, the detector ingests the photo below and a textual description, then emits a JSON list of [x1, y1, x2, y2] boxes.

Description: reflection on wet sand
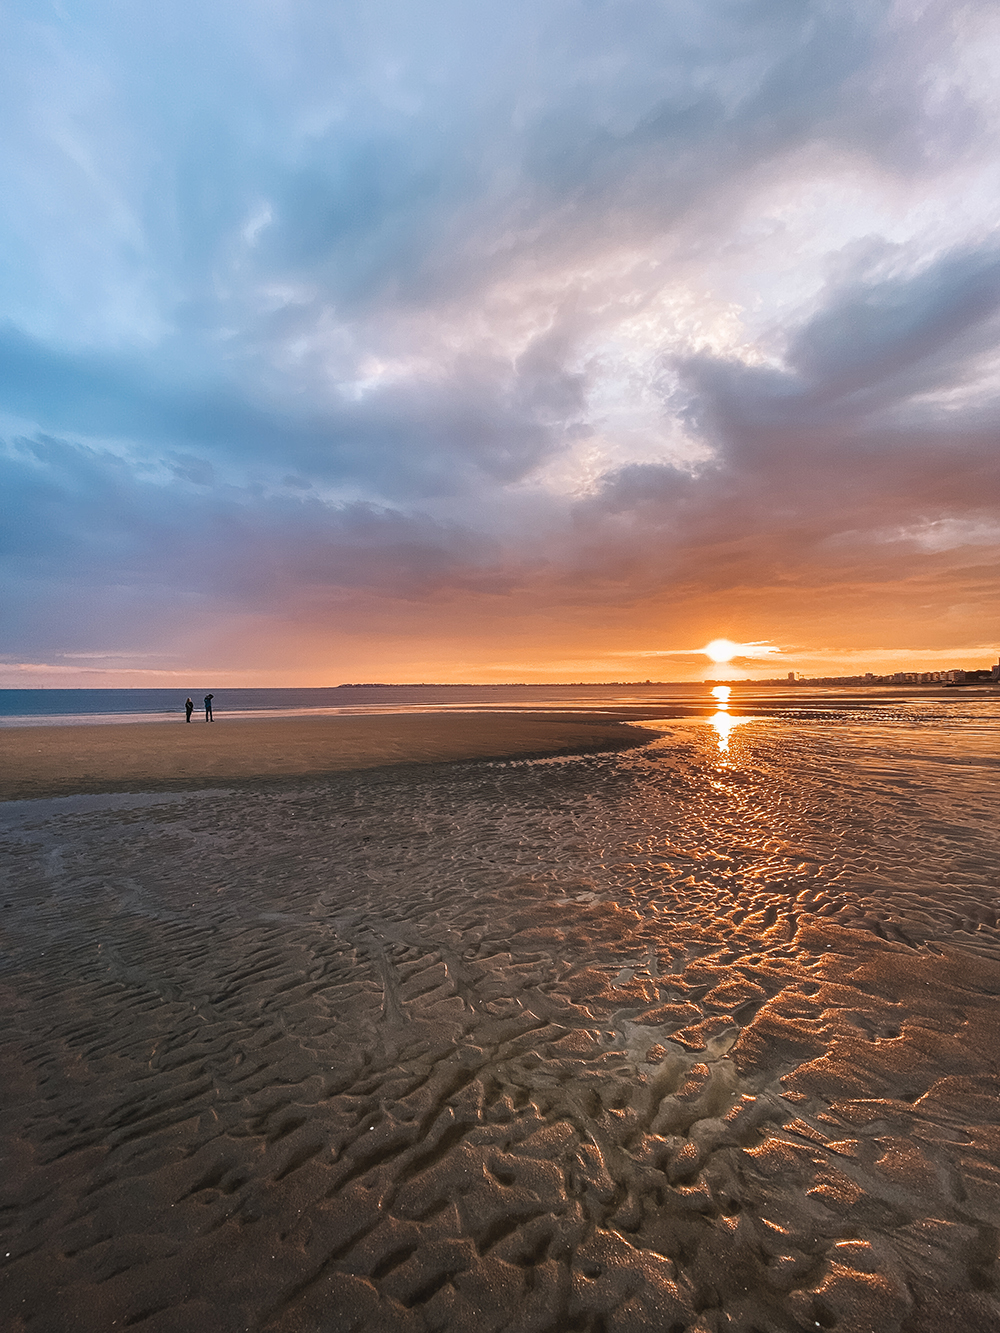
[[708, 683, 754, 758], [1, 693, 999, 1332]]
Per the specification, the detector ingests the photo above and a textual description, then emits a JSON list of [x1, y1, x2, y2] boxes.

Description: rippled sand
[[1, 698, 999, 1332]]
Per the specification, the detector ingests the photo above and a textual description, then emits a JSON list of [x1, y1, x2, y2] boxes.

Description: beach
[[0, 712, 654, 802], [2, 697, 999, 1331]]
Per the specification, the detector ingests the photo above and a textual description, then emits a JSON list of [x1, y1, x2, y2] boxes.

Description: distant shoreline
[[4, 678, 997, 690]]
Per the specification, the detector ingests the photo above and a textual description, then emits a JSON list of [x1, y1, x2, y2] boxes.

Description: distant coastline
[[339, 675, 1000, 687]]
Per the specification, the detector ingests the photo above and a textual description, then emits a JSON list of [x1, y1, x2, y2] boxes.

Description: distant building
[[754, 651, 999, 687]]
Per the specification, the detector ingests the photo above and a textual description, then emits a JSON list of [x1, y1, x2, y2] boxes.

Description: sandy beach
[[2, 698, 999, 1331], [0, 712, 654, 802]]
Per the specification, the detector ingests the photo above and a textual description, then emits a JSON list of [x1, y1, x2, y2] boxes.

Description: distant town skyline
[[748, 663, 1000, 686]]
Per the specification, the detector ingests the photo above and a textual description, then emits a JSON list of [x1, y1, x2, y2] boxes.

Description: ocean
[[0, 679, 989, 726], [2, 681, 742, 725]]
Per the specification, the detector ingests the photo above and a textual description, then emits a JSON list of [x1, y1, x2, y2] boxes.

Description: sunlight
[[702, 639, 779, 664], [704, 639, 742, 663], [710, 708, 752, 755], [707, 681, 751, 757]]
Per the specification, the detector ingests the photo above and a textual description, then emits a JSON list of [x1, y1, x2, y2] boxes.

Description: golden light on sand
[[710, 708, 751, 755]]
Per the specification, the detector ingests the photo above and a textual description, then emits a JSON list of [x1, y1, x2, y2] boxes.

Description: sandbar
[[0, 711, 655, 801]]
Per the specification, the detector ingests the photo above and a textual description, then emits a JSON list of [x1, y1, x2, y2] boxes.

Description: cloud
[[787, 245, 1000, 408], [1, 0, 998, 676]]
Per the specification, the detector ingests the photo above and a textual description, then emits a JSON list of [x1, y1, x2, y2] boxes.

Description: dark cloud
[[0, 431, 516, 659], [579, 265, 1000, 595], [788, 246, 1000, 406]]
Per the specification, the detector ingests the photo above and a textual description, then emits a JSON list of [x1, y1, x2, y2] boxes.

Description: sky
[[1, 0, 998, 686]]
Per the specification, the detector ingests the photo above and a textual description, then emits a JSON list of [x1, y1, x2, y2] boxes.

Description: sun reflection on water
[[708, 684, 752, 758]]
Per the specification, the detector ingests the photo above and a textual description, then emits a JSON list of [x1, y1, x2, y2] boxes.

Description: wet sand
[[0, 712, 653, 801], [2, 699, 999, 1331]]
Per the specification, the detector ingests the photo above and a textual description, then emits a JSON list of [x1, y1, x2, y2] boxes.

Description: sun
[[703, 638, 743, 664], [701, 638, 780, 664]]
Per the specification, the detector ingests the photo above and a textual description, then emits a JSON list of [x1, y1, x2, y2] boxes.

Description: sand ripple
[[1, 701, 999, 1331]]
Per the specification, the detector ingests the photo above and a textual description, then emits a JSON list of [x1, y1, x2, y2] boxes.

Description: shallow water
[[1, 696, 998, 1331], [0, 682, 721, 725], [0, 680, 987, 726]]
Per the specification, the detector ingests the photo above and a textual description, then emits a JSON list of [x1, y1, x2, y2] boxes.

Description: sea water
[[0, 679, 992, 725]]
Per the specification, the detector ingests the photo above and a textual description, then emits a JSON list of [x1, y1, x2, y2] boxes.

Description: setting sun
[[702, 639, 779, 664], [704, 640, 740, 663]]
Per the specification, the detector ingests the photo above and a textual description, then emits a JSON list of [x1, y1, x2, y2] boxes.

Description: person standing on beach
[[204, 693, 214, 721], [185, 697, 194, 722]]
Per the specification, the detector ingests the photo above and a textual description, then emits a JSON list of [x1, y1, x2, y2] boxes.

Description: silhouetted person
[[204, 693, 214, 721], [185, 697, 194, 722]]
